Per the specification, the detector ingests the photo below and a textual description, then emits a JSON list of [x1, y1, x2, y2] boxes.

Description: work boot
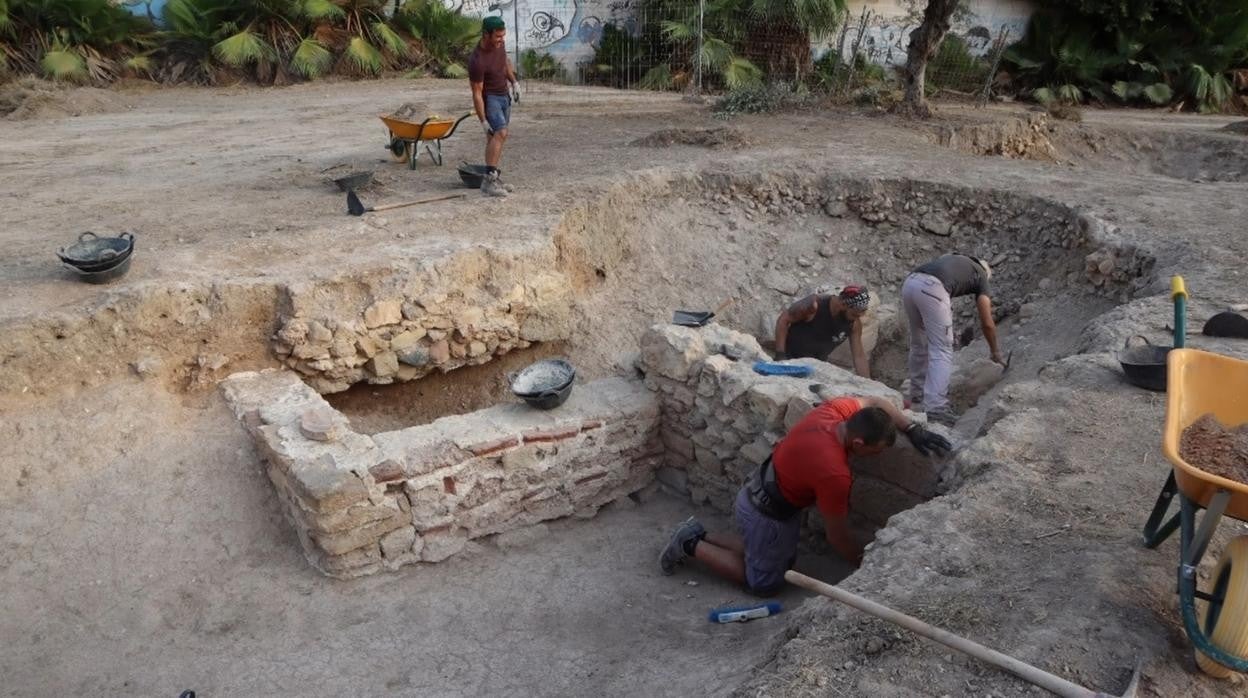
[[924, 406, 959, 427], [480, 171, 508, 197], [659, 516, 706, 575]]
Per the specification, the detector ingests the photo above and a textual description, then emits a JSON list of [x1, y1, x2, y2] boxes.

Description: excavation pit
[[222, 172, 1154, 581]]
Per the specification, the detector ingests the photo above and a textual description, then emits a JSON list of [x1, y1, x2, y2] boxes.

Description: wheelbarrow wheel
[[1196, 535, 1248, 678], [389, 138, 411, 163]]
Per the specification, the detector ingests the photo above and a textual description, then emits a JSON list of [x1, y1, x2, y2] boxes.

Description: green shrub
[[714, 82, 810, 115], [927, 34, 989, 93]]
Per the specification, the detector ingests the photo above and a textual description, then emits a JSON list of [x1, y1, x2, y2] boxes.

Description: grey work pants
[[901, 272, 954, 411]]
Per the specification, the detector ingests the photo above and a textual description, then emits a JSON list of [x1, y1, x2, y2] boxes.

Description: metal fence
[[486, 0, 1019, 105]]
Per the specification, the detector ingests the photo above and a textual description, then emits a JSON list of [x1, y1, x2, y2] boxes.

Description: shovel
[[672, 298, 735, 327], [786, 570, 1142, 698], [347, 190, 466, 216]]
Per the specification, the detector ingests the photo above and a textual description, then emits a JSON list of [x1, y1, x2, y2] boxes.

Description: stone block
[[389, 329, 426, 352], [783, 394, 816, 431], [373, 428, 471, 478], [429, 340, 451, 364], [421, 526, 469, 562], [745, 382, 792, 429], [379, 525, 418, 559], [461, 491, 524, 537], [288, 455, 372, 514], [693, 446, 723, 475], [404, 482, 456, 530], [661, 429, 695, 460], [640, 324, 709, 382], [740, 436, 772, 466], [355, 335, 382, 358], [368, 351, 399, 378], [306, 498, 402, 534], [310, 509, 408, 556], [319, 545, 382, 577], [364, 299, 403, 329]]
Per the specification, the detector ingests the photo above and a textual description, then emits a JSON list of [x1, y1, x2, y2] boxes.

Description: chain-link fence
[[472, 0, 1023, 105]]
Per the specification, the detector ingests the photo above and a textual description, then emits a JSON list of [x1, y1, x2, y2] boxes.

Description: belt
[[746, 456, 801, 521]]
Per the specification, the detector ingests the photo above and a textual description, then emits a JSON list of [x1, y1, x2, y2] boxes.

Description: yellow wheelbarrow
[[379, 112, 473, 170], [1142, 279, 1248, 677]]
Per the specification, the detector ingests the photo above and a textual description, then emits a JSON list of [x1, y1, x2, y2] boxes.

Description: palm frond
[[290, 37, 332, 77], [723, 56, 761, 88], [41, 47, 87, 81], [213, 29, 272, 66], [345, 35, 382, 73], [370, 21, 407, 55], [442, 62, 467, 78], [638, 63, 673, 90], [1142, 82, 1172, 105], [301, 0, 344, 20]]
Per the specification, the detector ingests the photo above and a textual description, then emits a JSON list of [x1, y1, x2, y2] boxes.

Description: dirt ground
[[4, 77, 1248, 696]]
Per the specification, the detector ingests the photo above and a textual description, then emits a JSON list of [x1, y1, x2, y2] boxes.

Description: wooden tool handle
[[712, 297, 736, 316], [784, 570, 1101, 698], [371, 192, 467, 211]]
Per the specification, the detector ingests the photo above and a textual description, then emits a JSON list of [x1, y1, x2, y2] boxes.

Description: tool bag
[[747, 456, 801, 520]]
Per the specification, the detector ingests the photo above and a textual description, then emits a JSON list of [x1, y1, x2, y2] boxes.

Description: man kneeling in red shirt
[[659, 393, 950, 596]]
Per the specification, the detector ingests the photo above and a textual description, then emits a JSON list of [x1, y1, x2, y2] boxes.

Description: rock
[[456, 307, 485, 331], [450, 342, 468, 359], [421, 527, 469, 562], [368, 351, 399, 378], [196, 353, 229, 372], [765, 271, 800, 296], [1019, 303, 1038, 319], [356, 335, 382, 358], [379, 526, 417, 559], [468, 341, 488, 357], [818, 243, 837, 258], [131, 355, 163, 377], [823, 200, 848, 217], [797, 256, 814, 267], [397, 346, 430, 367], [307, 320, 333, 344], [921, 214, 953, 237], [429, 340, 451, 364], [401, 302, 423, 321], [364, 300, 403, 329], [389, 329, 426, 352]]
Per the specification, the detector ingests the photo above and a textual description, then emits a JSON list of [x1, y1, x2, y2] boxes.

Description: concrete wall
[[222, 369, 661, 578], [823, 0, 1035, 66]]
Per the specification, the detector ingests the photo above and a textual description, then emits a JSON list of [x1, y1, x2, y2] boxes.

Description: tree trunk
[[902, 0, 959, 117]]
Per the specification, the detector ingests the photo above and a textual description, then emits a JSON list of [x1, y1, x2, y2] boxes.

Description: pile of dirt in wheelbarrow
[[630, 127, 751, 149], [389, 101, 434, 121], [1181, 414, 1248, 483]]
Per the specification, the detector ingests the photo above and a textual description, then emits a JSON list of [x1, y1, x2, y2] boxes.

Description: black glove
[[905, 423, 951, 458]]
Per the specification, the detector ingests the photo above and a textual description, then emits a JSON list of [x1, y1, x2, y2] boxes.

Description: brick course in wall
[[222, 370, 660, 578]]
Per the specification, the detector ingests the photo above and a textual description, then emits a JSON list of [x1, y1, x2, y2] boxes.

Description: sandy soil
[[4, 78, 1248, 697]]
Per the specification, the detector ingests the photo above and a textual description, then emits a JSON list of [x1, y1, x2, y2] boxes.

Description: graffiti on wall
[[817, 1, 1031, 67]]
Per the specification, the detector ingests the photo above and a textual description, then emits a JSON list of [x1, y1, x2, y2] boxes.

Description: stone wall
[[221, 369, 661, 578], [637, 322, 955, 535], [270, 248, 572, 394]]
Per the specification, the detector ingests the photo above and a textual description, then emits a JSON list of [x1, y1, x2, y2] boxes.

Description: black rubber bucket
[[458, 163, 488, 188], [509, 359, 576, 410], [1119, 336, 1170, 392]]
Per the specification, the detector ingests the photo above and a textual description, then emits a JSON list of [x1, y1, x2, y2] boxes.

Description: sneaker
[[495, 173, 515, 193], [480, 171, 508, 197], [659, 516, 706, 575], [925, 406, 959, 427]]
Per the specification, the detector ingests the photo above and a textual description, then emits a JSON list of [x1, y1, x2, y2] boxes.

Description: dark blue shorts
[[485, 93, 511, 133], [734, 486, 800, 596]]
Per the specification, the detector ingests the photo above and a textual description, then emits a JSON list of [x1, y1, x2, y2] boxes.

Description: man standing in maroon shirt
[[659, 393, 950, 596], [469, 16, 518, 197]]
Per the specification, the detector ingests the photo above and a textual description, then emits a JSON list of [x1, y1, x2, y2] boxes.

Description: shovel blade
[[347, 190, 368, 216], [672, 310, 713, 327]]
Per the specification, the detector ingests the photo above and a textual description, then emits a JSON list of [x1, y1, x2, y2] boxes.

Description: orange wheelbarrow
[[1142, 278, 1248, 677], [379, 112, 473, 170]]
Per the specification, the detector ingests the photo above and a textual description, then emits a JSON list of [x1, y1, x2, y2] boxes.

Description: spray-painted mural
[[818, 0, 1033, 66], [449, 0, 635, 73]]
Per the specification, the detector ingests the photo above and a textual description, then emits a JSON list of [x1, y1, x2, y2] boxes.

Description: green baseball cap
[[482, 16, 505, 32]]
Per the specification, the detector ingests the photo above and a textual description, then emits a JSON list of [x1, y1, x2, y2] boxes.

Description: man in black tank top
[[773, 286, 871, 378]]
